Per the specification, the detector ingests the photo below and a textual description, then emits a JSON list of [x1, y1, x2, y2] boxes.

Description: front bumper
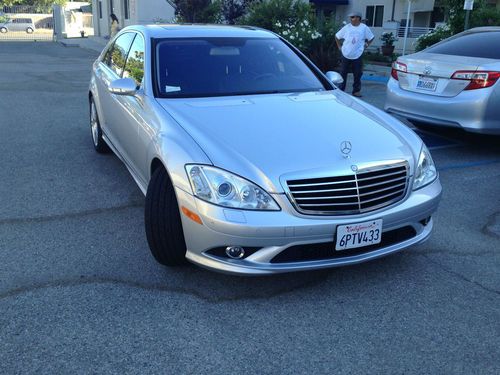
[[176, 177, 442, 275], [385, 78, 500, 134]]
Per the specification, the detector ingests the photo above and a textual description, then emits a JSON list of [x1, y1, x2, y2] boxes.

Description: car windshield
[[425, 31, 500, 59], [155, 37, 326, 98]]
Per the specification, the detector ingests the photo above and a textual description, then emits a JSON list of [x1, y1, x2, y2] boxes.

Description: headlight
[[413, 144, 437, 190], [185, 165, 280, 211]]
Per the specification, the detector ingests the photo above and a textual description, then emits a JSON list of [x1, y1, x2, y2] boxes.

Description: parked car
[[385, 27, 500, 135], [0, 17, 36, 33], [89, 25, 441, 275]]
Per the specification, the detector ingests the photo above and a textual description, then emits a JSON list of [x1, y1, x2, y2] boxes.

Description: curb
[[59, 41, 79, 48], [361, 75, 389, 83]]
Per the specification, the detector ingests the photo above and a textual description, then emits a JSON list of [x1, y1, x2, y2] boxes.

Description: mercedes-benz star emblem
[[340, 141, 352, 158], [424, 66, 432, 75]]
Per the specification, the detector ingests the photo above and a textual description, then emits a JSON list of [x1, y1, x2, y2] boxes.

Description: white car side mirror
[[325, 71, 344, 85], [108, 77, 137, 96]]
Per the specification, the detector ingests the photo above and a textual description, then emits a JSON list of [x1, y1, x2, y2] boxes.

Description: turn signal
[[451, 70, 500, 90], [181, 206, 203, 225]]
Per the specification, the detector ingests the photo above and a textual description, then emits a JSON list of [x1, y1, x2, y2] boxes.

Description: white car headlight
[[413, 144, 437, 190], [185, 165, 280, 211]]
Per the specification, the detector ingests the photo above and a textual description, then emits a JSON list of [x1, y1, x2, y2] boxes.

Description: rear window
[[426, 31, 500, 59]]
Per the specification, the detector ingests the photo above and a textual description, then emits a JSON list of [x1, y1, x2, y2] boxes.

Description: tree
[[221, 0, 253, 24], [442, 0, 500, 33], [415, 0, 500, 51], [1, 0, 66, 6], [173, 0, 221, 23]]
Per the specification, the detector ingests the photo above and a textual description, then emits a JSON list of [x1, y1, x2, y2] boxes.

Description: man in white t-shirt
[[335, 11, 374, 97]]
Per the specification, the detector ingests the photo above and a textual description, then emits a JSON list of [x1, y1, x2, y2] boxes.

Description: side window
[[123, 34, 145, 88], [104, 32, 135, 77], [102, 43, 115, 66]]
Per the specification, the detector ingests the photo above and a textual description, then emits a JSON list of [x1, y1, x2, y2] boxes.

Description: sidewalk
[[58, 36, 108, 53], [362, 63, 391, 83]]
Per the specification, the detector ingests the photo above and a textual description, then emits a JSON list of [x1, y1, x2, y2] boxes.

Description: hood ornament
[[340, 141, 352, 158]]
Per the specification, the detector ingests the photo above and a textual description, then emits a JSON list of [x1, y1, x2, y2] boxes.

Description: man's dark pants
[[339, 55, 363, 93]]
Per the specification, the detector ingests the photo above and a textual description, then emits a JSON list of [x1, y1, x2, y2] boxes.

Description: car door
[[110, 33, 148, 183], [11, 19, 21, 31], [94, 32, 135, 156]]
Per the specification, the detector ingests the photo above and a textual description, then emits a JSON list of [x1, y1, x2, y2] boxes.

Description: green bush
[[307, 17, 342, 71], [173, 0, 222, 23], [446, 0, 500, 34], [243, 0, 310, 32], [414, 0, 500, 51], [414, 25, 453, 51], [243, 0, 341, 70], [363, 51, 394, 64]]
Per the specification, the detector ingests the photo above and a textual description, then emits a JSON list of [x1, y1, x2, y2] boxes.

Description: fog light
[[225, 246, 245, 259], [420, 216, 431, 226]]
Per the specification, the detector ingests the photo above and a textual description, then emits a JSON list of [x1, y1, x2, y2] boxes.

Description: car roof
[[461, 26, 500, 34], [121, 24, 277, 39]]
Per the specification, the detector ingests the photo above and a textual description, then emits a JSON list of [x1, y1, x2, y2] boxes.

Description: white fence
[[397, 26, 435, 38]]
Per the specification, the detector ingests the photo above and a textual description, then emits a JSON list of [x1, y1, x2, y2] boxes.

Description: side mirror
[[108, 77, 137, 96], [325, 71, 344, 85]]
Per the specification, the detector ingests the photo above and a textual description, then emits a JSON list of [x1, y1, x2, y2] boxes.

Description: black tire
[[145, 167, 188, 266], [26, 27, 33, 34], [0, 27, 7, 33], [89, 97, 110, 153]]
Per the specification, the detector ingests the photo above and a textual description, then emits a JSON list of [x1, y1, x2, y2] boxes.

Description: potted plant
[[380, 32, 396, 56]]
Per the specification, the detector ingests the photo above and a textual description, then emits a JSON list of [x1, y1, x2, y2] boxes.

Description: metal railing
[[397, 26, 435, 38], [2, 5, 52, 14]]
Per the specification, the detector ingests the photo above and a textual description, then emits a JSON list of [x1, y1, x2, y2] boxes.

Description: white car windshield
[[155, 37, 327, 98]]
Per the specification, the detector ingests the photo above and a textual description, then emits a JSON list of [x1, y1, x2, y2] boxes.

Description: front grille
[[286, 162, 409, 215]]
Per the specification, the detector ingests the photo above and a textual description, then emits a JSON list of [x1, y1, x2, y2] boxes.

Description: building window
[[366, 5, 384, 27], [99, 1, 102, 19], [123, 0, 130, 19]]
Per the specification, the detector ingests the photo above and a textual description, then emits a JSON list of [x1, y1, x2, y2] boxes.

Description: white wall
[[136, 0, 175, 24], [91, 0, 175, 37]]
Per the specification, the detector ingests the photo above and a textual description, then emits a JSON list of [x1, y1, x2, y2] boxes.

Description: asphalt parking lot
[[0, 42, 499, 374]]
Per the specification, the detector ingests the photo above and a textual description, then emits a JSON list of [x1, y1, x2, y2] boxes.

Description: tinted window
[[426, 31, 500, 59], [104, 32, 135, 76], [124, 35, 145, 88], [156, 38, 325, 98]]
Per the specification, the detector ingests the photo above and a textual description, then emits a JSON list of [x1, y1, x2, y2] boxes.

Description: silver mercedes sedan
[[385, 27, 500, 134], [89, 24, 441, 275]]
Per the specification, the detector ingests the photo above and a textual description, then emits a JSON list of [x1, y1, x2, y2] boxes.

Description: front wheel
[[0, 27, 7, 33], [89, 97, 110, 153], [26, 27, 33, 34], [145, 167, 188, 266]]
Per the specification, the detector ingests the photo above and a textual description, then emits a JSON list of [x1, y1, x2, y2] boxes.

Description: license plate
[[335, 219, 383, 251], [416, 76, 438, 91]]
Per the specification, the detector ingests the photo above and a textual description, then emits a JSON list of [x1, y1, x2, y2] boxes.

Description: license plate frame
[[416, 76, 438, 92], [335, 219, 383, 251]]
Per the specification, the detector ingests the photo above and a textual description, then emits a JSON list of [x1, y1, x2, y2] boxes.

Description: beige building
[[91, 0, 175, 38]]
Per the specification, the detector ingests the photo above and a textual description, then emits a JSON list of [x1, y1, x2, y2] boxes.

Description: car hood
[[157, 91, 418, 193]]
